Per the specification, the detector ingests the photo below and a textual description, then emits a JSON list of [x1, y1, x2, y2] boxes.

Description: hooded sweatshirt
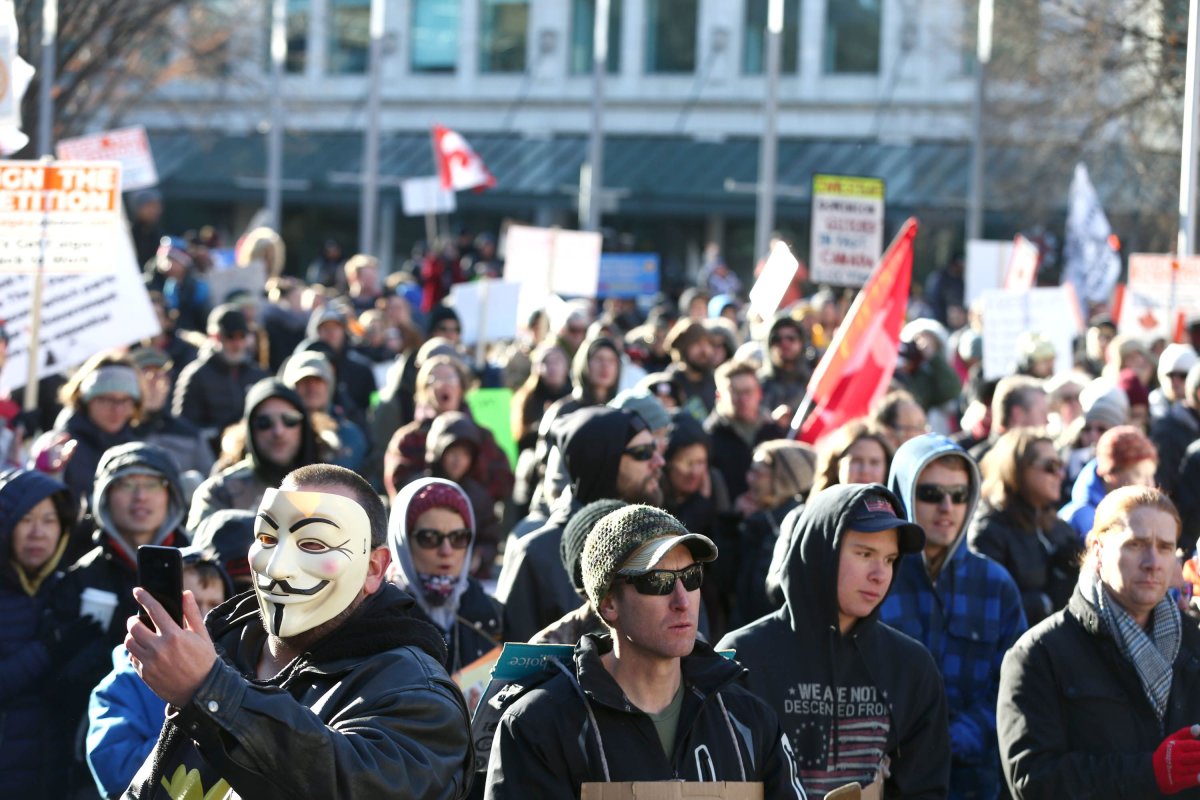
[[718, 483, 950, 799], [879, 434, 1027, 800]]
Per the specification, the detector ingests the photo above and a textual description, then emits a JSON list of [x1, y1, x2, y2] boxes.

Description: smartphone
[[137, 545, 183, 632]]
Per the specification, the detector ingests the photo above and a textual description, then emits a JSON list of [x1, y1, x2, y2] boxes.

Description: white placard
[[0, 224, 161, 393], [503, 224, 602, 323], [965, 239, 1012, 308], [749, 240, 800, 318], [449, 279, 522, 345], [981, 287, 1076, 381], [401, 176, 457, 216], [56, 126, 158, 192], [1118, 254, 1200, 341], [810, 174, 885, 287]]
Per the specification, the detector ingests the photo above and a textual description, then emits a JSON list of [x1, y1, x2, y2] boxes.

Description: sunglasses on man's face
[[622, 562, 704, 596], [914, 483, 970, 505], [623, 443, 658, 462], [251, 412, 303, 432], [413, 528, 472, 550]]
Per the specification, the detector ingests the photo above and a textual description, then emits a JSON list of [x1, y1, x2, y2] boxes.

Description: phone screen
[[137, 546, 183, 632]]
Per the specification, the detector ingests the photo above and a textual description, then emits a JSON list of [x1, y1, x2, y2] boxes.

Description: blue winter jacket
[[1057, 459, 1106, 543], [87, 646, 165, 799], [880, 434, 1028, 800]]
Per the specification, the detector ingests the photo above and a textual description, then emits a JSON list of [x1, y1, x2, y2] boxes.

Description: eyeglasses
[[1033, 458, 1064, 475], [622, 563, 704, 595], [623, 443, 658, 462], [111, 476, 168, 494], [413, 528, 472, 550], [915, 484, 970, 505], [251, 411, 304, 432]]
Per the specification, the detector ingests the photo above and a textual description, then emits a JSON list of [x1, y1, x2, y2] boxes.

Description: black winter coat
[[1151, 402, 1200, 498], [998, 586, 1200, 799], [703, 412, 787, 500], [171, 349, 267, 441]]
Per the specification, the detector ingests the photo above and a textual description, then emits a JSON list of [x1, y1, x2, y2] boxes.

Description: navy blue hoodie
[[718, 483, 950, 799]]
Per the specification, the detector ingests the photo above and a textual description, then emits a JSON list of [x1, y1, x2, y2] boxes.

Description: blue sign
[[597, 253, 660, 298]]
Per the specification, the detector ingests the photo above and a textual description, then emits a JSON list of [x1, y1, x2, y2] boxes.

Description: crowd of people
[[4, 214, 1200, 799]]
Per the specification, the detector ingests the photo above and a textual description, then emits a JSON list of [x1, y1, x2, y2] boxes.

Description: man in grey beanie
[[485, 505, 806, 798]]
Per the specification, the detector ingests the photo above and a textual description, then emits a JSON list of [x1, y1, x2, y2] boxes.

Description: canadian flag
[[432, 125, 495, 192], [1003, 234, 1041, 290]]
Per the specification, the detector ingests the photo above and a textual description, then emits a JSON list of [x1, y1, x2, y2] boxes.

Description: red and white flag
[[1003, 234, 1041, 290], [432, 125, 495, 192], [793, 218, 917, 445]]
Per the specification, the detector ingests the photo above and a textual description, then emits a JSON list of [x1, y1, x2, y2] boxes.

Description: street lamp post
[[967, 0, 993, 242], [753, 0, 784, 264]]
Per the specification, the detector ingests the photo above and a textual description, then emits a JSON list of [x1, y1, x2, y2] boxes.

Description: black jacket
[[1151, 401, 1200, 498], [718, 484, 950, 799], [171, 347, 268, 441], [997, 586, 1200, 799], [125, 584, 473, 800], [484, 633, 806, 798], [703, 411, 786, 500]]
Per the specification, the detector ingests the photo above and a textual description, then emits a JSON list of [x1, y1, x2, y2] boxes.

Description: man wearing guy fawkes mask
[[122, 464, 473, 800]]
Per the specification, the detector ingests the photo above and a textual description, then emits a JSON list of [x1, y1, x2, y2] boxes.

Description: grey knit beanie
[[561, 499, 628, 596], [581, 504, 717, 611]]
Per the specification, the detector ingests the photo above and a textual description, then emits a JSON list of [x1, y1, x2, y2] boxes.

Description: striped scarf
[[1083, 567, 1181, 722]]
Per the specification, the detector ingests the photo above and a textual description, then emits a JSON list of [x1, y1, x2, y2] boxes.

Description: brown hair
[[714, 358, 759, 390], [990, 375, 1045, 434], [1086, 485, 1180, 552], [979, 427, 1057, 530], [810, 420, 893, 498], [415, 355, 469, 408]]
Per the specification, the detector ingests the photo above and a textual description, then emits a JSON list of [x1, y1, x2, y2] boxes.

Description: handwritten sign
[[810, 174, 885, 287]]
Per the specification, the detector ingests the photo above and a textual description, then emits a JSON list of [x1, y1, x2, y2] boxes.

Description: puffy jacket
[[56, 409, 136, 512], [171, 347, 268, 441], [718, 483, 950, 799], [997, 586, 1200, 799], [87, 646, 163, 799], [124, 583, 473, 800], [880, 434, 1027, 800], [484, 633, 807, 798], [1058, 459, 1106, 543]]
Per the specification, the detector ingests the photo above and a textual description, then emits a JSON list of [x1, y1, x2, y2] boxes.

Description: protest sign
[[810, 174, 885, 287], [465, 387, 517, 468], [597, 253, 660, 298], [1118, 254, 1200, 341], [980, 287, 1077, 381], [749, 241, 800, 318], [965, 239, 1012, 308], [1004, 234, 1041, 290], [503, 224, 602, 322], [453, 646, 502, 715], [401, 175, 456, 216], [449, 279, 521, 346], [56, 126, 158, 191]]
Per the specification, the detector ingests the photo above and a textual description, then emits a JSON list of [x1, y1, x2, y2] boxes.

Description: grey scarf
[[1082, 567, 1181, 721]]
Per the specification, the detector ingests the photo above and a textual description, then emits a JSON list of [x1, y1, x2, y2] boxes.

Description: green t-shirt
[[646, 682, 686, 758]]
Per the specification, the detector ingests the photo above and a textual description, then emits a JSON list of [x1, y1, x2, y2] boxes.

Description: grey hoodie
[[93, 442, 186, 565]]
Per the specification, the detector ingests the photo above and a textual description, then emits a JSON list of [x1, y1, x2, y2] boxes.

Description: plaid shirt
[[880, 544, 1026, 767]]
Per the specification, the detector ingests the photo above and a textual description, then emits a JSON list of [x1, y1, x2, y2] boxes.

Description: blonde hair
[[1086, 485, 1180, 551]]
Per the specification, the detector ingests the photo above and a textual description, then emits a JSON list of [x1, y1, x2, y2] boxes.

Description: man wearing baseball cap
[[486, 505, 806, 797], [719, 483, 949, 799]]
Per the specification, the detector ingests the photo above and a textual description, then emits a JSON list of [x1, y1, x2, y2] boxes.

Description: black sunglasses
[[251, 412, 303, 432], [915, 484, 970, 505], [622, 563, 704, 595], [413, 528, 472, 550], [623, 443, 658, 462]]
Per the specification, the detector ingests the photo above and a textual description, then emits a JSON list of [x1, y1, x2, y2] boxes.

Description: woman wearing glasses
[[969, 428, 1082, 625], [387, 478, 501, 678]]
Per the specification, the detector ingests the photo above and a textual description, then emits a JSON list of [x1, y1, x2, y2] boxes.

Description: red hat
[[1096, 425, 1157, 476], [405, 482, 472, 533]]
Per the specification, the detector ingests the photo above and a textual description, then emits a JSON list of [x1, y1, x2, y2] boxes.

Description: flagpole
[[967, 0, 992, 242], [583, 0, 609, 232], [1179, 0, 1200, 256], [359, 0, 385, 256], [36, 0, 56, 156], [266, 0, 286, 231], [753, 0, 783, 263]]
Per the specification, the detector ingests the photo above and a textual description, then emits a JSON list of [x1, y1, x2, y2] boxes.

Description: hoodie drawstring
[[716, 692, 747, 781], [553, 659, 612, 781]]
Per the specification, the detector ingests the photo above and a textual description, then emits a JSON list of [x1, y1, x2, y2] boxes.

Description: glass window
[[262, 0, 308, 73], [824, 0, 880, 74], [329, 0, 369, 74], [570, 0, 622, 75], [743, 0, 799, 74], [480, 0, 529, 74], [645, 0, 696, 73], [412, 0, 459, 73]]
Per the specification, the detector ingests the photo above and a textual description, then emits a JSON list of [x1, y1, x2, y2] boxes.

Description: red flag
[[1003, 234, 1041, 289], [432, 125, 495, 192], [793, 218, 917, 444]]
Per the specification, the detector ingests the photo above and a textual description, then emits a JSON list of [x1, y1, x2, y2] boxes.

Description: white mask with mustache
[[251, 489, 371, 638]]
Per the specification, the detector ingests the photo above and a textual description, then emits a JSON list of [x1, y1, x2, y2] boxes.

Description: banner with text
[[56, 126, 158, 191], [810, 174, 885, 287], [981, 287, 1077, 381]]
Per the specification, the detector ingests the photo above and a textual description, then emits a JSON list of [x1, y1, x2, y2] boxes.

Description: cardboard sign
[[581, 783, 763, 799], [1118, 254, 1200, 340], [464, 387, 517, 469], [748, 241, 800, 318], [598, 253, 660, 298], [401, 175, 456, 216], [980, 287, 1077, 381], [448, 279, 521, 345], [453, 646, 502, 715], [503, 224, 602, 322], [56, 126, 159, 191], [964, 239, 1012, 308], [0, 223, 160, 393], [810, 174, 885, 287]]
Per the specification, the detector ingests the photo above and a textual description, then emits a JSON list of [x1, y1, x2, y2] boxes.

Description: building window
[[570, 0, 622, 75], [480, 0, 529, 73], [645, 0, 696, 73], [262, 0, 308, 73], [824, 0, 880, 74], [743, 0, 799, 74], [412, 0, 459, 73], [329, 0, 369, 74]]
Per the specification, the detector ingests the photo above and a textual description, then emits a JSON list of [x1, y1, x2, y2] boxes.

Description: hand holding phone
[[137, 545, 183, 633]]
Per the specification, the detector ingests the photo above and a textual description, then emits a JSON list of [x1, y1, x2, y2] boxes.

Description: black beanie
[[560, 499, 628, 596]]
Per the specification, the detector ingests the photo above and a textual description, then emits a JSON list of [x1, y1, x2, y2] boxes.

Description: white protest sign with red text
[[56, 126, 158, 191]]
